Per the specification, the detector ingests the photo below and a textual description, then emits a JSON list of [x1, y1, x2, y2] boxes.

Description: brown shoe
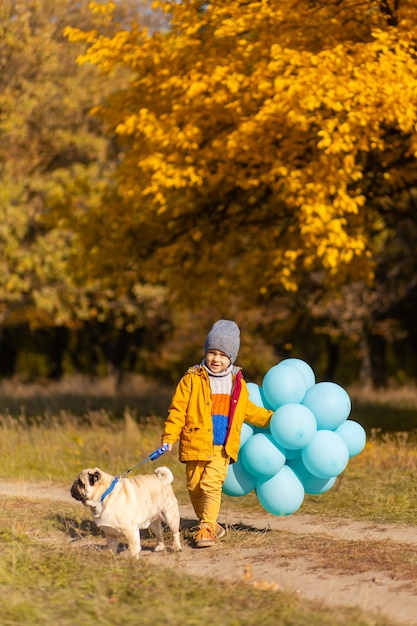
[[215, 523, 226, 539], [193, 526, 217, 548]]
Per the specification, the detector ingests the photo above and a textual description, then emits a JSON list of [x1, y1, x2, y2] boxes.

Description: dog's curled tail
[[154, 466, 174, 484]]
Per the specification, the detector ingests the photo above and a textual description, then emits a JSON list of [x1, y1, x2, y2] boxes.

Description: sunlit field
[[0, 375, 417, 525], [0, 375, 415, 626]]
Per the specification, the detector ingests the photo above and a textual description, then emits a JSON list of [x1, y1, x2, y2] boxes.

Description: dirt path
[[1, 480, 416, 626]]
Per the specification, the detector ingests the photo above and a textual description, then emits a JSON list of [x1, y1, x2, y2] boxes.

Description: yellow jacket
[[162, 364, 273, 463]]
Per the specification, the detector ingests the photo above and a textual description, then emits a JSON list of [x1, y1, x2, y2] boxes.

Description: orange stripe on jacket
[[212, 392, 231, 444]]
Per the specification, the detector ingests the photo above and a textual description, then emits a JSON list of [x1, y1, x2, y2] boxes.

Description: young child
[[161, 319, 273, 548]]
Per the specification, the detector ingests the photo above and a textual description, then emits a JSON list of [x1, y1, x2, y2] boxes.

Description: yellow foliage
[[65, 0, 417, 297], [88, 1, 116, 15]]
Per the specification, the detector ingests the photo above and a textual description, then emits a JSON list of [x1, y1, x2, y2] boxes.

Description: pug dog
[[70, 466, 182, 558]]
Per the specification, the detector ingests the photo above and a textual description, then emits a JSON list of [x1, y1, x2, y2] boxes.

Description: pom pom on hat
[[204, 320, 240, 364]]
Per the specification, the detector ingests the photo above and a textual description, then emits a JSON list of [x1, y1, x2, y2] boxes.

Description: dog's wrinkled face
[[70, 469, 102, 503]]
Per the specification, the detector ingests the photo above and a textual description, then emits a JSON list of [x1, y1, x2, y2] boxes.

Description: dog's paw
[[153, 543, 166, 552]]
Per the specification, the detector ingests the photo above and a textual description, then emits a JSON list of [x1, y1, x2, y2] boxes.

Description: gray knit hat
[[204, 320, 240, 364]]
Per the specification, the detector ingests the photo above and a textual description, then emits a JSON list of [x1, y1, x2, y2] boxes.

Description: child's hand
[[149, 443, 171, 460]]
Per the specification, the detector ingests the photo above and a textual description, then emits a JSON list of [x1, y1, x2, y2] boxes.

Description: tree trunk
[[369, 333, 387, 388]]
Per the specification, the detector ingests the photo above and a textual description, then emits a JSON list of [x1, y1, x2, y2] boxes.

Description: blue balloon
[[336, 420, 366, 457], [280, 358, 316, 390], [255, 426, 270, 434], [285, 447, 302, 460], [302, 381, 351, 430], [288, 457, 337, 494], [222, 460, 257, 497], [257, 465, 305, 516], [301, 430, 349, 479], [240, 422, 255, 447], [270, 403, 317, 450], [246, 382, 266, 408], [240, 433, 286, 478], [262, 363, 307, 410]]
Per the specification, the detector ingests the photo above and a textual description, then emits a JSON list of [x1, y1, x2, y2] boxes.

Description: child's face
[[205, 349, 231, 373]]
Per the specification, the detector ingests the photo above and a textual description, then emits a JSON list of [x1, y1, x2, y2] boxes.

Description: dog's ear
[[88, 471, 101, 486]]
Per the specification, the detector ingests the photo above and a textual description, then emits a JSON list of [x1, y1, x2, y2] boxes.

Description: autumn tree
[[63, 0, 417, 384], [0, 0, 170, 378]]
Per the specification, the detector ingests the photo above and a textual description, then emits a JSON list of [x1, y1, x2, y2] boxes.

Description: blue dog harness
[[100, 476, 119, 503]]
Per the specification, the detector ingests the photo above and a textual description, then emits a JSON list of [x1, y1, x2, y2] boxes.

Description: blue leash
[[99, 444, 169, 503]]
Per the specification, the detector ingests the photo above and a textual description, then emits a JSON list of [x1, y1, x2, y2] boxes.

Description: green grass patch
[[0, 498, 399, 626], [0, 376, 415, 626], [1, 377, 417, 525]]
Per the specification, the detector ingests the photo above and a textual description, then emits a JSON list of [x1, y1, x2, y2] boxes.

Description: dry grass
[[0, 373, 174, 422], [271, 534, 417, 584], [348, 382, 417, 408], [1, 375, 417, 524], [1, 496, 396, 626], [1, 375, 415, 626]]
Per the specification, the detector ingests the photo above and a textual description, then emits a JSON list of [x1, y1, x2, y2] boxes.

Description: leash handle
[[148, 443, 169, 461]]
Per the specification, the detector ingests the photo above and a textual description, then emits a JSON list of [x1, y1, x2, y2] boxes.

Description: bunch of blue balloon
[[222, 358, 366, 516]]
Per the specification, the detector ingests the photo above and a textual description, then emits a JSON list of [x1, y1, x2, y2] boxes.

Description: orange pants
[[185, 445, 230, 529]]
